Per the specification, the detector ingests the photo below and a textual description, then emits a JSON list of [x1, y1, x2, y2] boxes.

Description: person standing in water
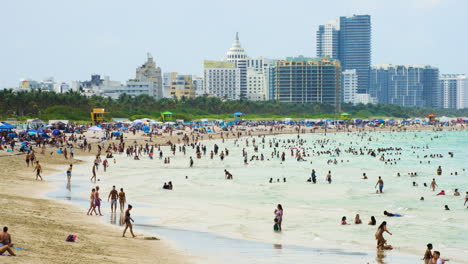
[[86, 188, 97, 215], [375, 221, 393, 250], [437, 166, 442, 176], [326, 171, 332, 184], [119, 188, 126, 212], [66, 164, 73, 182], [311, 169, 317, 183], [108, 186, 118, 213], [122, 205, 136, 238], [431, 179, 438, 191], [274, 204, 283, 231], [422, 243, 433, 264], [95, 186, 103, 216], [375, 176, 384, 193]]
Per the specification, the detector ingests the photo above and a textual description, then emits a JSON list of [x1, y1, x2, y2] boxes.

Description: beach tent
[[88, 126, 103, 131], [0, 122, 15, 131]]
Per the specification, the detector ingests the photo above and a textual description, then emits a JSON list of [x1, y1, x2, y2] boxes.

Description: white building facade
[[440, 74, 468, 109], [342, 69, 357, 104], [203, 60, 240, 100]]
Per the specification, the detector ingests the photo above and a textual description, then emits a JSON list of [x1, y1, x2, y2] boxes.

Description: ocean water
[[49, 130, 468, 264]]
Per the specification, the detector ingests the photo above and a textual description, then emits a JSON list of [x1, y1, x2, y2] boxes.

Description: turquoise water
[[49, 130, 468, 263]]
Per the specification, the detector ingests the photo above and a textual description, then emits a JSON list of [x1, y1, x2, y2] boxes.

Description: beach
[[0, 148, 191, 264], [1, 125, 468, 263]]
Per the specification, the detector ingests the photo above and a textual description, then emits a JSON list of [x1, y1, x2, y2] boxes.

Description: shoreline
[[0, 149, 191, 264]]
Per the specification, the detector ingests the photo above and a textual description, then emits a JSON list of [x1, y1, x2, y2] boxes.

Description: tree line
[[1, 89, 468, 121]]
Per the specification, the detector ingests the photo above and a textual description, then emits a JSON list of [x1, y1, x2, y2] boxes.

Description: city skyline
[[1, 0, 466, 88]]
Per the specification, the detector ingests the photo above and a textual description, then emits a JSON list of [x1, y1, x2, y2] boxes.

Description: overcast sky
[[1, 0, 466, 87]]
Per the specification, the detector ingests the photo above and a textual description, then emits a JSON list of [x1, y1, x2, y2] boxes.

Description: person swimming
[[384, 210, 402, 217], [368, 216, 376, 225]]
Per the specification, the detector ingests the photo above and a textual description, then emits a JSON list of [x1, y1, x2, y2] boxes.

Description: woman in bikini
[[375, 221, 393, 250], [122, 205, 136, 238], [274, 204, 283, 231]]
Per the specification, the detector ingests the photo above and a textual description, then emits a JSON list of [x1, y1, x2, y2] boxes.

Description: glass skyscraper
[[338, 15, 371, 94], [370, 65, 440, 107], [316, 15, 371, 94]]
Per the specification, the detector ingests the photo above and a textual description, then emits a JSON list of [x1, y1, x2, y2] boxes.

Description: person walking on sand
[[66, 164, 73, 182], [119, 188, 126, 212], [91, 164, 97, 183], [87, 188, 98, 215], [375, 221, 393, 250], [95, 186, 103, 216], [431, 178, 438, 191], [274, 204, 283, 231], [375, 176, 384, 193], [33, 161, 43, 181], [108, 185, 118, 213], [122, 205, 136, 238], [0, 226, 16, 256]]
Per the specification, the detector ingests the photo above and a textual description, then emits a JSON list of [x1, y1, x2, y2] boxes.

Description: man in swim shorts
[[95, 186, 103, 216], [108, 185, 118, 213], [375, 176, 384, 193]]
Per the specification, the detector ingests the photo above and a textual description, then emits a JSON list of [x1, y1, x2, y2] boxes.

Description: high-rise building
[[226, 32, 248, 99], [163, 72, 178, 98], [370, 65, 440, 107], [170, 75, 196, 100], [136, 53, 163, 98], [269, 56, 341, 111], [317, 15, 371, 93], [245, 57, 274, 101], [342, 69, 358, 104], [440, 74, 468, 109], [203, 60, 241, 100], [316, 22, 339, 59], [192, 76, 204, 96], [339, 15, 371, 93]]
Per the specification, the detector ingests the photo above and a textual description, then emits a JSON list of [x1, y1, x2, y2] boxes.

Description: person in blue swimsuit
[[384, 211, 402, 217]]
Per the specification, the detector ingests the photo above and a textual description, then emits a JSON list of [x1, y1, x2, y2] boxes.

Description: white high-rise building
[[203, 60, 240, 100], [192, 76, 204, 96], [316, 21, 339, 58], [342, 69, 358, 104], [245, 57, 275, 101], [440, 74, 468, 109], [226, 32, 248, 99]]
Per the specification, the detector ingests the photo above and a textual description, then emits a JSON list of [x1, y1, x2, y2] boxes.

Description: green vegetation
[[1, 89, 467, 121]]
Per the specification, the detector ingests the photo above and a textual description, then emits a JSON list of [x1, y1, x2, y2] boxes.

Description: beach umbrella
[[52, 129, 61, 136]]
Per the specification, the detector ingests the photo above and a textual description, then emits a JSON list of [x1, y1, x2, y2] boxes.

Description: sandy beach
[[0, 145, 191, 264]]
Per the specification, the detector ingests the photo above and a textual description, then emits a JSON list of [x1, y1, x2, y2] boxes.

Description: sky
[[0, 0, 466, 87]]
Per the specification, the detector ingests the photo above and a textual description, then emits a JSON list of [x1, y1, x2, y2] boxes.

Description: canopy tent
[[0, 122, 16, 130], [88, 126, 103, 131]]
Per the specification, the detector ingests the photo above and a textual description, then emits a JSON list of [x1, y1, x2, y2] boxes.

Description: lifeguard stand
[[426, 113, 436, 122], [91, 108, 109, 124], [233, 112, 243, 120], [161, 111, 173, 122]]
